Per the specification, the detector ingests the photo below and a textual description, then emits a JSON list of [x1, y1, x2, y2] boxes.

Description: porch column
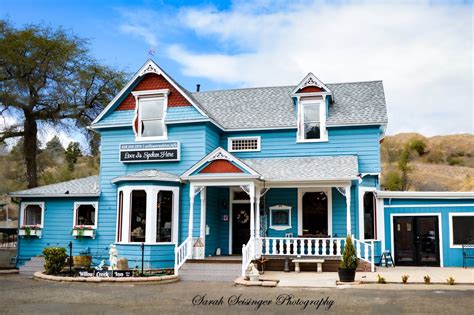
[[250, 184, 256, 238], [255, 189, 261, 238], [199, 187, 207, 243], [346, 185, 352, 236], [188, 184, 196, 239]]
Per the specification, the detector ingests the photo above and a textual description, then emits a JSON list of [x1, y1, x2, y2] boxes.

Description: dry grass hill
[[381, 133, 474, 191]]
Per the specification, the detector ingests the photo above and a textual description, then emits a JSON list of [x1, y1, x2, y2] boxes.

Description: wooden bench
[[292, 258, 325, 273]]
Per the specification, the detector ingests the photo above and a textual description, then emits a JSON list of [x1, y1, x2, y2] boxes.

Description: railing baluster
[[356, 241, 361, 258], [323, 238, 328, 256], [364, 243, 369, 261], [273, 238, 277, 255]]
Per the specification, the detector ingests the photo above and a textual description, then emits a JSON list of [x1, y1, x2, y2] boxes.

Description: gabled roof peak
[[291, 72, 332, 95]]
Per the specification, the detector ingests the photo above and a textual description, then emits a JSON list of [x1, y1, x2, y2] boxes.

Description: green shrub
[[383, 170, 403, 191], [401, 274, 409, 284], [339, 236, 358, 270], [408, 138, 427, 156], [447, 156, 464, 166], [377, 274, 386, 284], [424, 275, 431, 284], [447, 276, 455, 285], [43, 247, 67, 275]]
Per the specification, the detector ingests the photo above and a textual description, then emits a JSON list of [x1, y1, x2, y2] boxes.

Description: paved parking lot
[[0, 274, 473, 314]]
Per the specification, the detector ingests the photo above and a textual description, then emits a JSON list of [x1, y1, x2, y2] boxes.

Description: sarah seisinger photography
[[0, 0, 473, 314]]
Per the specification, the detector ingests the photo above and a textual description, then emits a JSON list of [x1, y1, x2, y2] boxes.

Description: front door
[[393, 216, 440, 266], [232, 203, 251, 254]]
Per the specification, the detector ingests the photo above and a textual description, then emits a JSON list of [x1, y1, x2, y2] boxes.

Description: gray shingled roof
[[111, 170, 180, 183], [242, 156, 358, 181], [9, 176, 100, 197], [191, 81, 387, 129]]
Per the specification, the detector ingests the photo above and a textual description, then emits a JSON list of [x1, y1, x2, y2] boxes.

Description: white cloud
[[121, 1, 474, 135]]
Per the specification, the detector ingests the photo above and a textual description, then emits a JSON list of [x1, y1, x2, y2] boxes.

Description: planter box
[[19, 229, 42, 238], [72, 229, 96, 239]]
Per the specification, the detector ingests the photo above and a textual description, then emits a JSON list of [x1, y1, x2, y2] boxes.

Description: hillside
[[381, 133, 474, 191]]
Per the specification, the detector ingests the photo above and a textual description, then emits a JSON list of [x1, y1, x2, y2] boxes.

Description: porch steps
[[19, 256, 45, 277], [179, 259, 241, 282]]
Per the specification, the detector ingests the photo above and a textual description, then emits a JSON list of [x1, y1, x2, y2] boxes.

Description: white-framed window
[[297, 98, 327, 142], [449, 213, 474, 248], [228, 136, 261, 152], [116, 185, 179, 244], [269, 205, 292, 230], [73, 202, 98, 228], [363, 192, 377, 240], [132, 89, 168, 141], [21, 202, 44, 228]]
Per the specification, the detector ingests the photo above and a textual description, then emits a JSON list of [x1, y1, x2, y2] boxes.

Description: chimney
[[196, 84, 201, 92]]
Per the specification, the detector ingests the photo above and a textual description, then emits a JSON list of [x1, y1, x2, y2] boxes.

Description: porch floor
[[257, 267, 474, 287]]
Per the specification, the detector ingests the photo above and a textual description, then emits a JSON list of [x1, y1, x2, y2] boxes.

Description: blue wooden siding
[[204, 187, 229, 256], [383, 199, 474, 267], [17, 197, 99, 267], [220, 126, 382, 174]]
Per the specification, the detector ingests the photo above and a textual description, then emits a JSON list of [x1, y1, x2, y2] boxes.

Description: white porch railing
[[353, 238, 376, 272], [174, 236, 193, 275], [241, 236, 376, 275]]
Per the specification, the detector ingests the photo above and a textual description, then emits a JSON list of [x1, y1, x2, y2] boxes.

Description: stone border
[[34, 271, 179, 284], [234, 277, 278, 287]]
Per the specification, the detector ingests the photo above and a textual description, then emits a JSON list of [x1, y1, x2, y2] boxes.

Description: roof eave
[[376, 191, 474, 199], [9, 193, 101, 198]]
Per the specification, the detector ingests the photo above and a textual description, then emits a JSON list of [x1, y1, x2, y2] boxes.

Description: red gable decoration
[[199, 160, 244, 174], [296, 86, 324, 93], [116, 73, 191, 111]]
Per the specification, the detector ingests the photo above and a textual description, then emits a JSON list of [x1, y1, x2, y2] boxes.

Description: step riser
[[179, 261, 240, 281]]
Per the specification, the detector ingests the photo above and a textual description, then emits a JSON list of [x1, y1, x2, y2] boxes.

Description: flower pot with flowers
[[338, 235, 359, 282], [19, 224, 42, 238], [72, 225, 96, 239]]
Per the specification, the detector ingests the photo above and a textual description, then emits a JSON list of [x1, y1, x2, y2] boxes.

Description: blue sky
[[1, 0, 473, 146]]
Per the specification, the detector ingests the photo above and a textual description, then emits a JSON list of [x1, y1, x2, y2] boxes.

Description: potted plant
[[72, 249, 92, 269], [72, 225, 96, 239], [19, 224, 42, 238], [338, 235, 359, 282]]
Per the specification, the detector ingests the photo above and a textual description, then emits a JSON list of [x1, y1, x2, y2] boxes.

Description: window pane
[[76, 204, 95, 226], [117, 191, 123, 242], [453, 216, 474, 245], [272, 210, 289, 226], [130, 190, 147, 242], [303, 103, 320, 123], [304, 123, 320, 139], [24, 205, 42, 225], [141, 120, 164, 137], [156, 191, 173, 242], [233, 190, 249, 201], [140, 98, 164, 119], [363, 192, 376, 239], [302, 192, 328, 236]]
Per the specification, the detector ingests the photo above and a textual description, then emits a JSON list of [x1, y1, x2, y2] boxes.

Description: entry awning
[[111, 169, 180, 184], [242, 155, 359, 183]]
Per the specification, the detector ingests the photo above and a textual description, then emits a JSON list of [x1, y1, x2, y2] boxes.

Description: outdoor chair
[[462, 243, 474, 268]]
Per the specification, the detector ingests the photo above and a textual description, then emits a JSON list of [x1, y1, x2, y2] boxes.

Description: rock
[[262, 281, 278, 287]]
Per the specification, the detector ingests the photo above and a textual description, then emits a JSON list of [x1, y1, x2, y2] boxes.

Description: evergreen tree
[[65, 142, 82, 171]]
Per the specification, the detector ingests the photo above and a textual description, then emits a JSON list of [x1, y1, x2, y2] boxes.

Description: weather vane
[[148, 48, 156, 57]]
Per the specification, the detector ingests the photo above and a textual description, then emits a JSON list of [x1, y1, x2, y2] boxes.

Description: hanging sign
[[119, 142, 181, 163]]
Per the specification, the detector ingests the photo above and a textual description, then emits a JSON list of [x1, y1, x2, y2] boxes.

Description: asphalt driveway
[[0, 274, 473, 314]]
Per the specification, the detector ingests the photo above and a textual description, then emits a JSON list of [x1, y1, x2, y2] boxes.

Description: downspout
[[11, 197, 21, 268]]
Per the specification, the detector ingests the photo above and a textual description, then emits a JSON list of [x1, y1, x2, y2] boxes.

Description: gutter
[[375, 191, 474, 199], [8, 193, 101, 198]]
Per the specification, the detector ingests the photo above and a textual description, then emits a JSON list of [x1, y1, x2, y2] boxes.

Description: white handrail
[[241, 237, 257, 277], [174, 236, 193, 275], [260, 237, 346, 256], [353, 238, 376, 272]]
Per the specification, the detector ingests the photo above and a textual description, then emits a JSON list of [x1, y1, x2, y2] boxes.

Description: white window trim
[[133, 89, 169, 142], [73, 202, 98, 229], [115, 185, 179, 245], [20, 202, 45, 228], [358, 187, 378, 241], [269, 205, 292, 231], [449, 212, 474, 248], [297, 188, 332, 236], [228, 136, 261, 152], [296, 97, 328, 143]]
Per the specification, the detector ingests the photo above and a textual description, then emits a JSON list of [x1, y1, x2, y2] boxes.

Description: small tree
[[339, 236, 358, 270], [43, 247, 67, 275], [398, 147, 411, 191], [65, 142, 82, 171]]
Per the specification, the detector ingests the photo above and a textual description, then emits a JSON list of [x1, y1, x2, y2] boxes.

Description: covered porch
[[175, 148, 377, 276]]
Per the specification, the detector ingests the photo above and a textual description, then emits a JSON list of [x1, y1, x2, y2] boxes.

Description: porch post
[[188, 184, 195, 239], [346, 184, 352, 236], [200, 187, 207, 243], [250, 184, 255, 238], [255, 189, 261, 238]]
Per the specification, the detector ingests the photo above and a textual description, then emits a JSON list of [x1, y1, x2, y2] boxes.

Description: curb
[[33, 271, 180, 284], [0, 269, 19, 275]]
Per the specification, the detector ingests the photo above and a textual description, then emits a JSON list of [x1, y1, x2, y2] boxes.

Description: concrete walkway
[[259, 267, 474, 287]]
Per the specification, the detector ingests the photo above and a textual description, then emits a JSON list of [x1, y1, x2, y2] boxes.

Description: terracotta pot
[[337, 268, 356, 282], [73, 255, 92, 269]]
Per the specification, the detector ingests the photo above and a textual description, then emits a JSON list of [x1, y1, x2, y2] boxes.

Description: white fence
[[174, 236, 193, 275]]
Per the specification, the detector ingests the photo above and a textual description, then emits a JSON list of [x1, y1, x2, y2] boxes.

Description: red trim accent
[[116, 73, 191, 110], [296, 86, 324, 93], [199, 160, 244, 174]]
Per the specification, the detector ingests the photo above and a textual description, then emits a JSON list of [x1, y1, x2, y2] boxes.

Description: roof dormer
[[292, 73, 332, 143]]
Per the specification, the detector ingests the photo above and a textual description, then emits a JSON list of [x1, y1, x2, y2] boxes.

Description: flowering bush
[[71, 225, 95, 239]]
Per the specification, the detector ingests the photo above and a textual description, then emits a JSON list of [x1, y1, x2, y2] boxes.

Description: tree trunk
[[23, 112, 38, 188]]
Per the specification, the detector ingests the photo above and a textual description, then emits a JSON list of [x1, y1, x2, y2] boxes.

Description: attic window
[[297, 98, 327, 142], [132, 89, 169, 141], [228, 137, 261, 152]]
